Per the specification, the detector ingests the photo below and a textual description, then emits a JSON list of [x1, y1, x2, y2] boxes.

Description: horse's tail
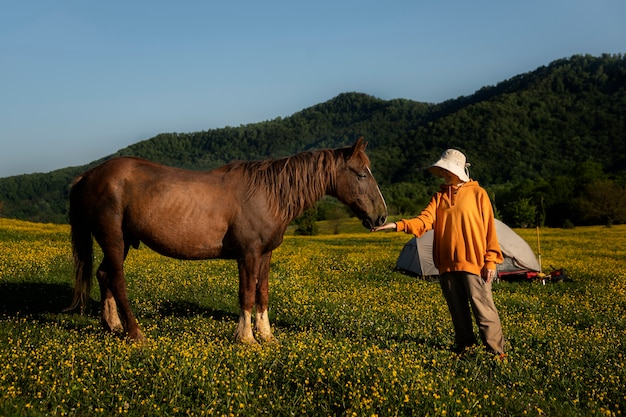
[[65, 175, 93, 313]]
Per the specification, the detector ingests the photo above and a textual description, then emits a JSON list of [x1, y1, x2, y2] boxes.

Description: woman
[[372, 149, 506, 357]]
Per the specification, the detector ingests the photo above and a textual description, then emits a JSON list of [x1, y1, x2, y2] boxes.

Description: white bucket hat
[[428, 149, 471, 182]]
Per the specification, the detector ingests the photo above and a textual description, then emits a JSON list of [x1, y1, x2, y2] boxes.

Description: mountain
[[1, 54, 625, 225]]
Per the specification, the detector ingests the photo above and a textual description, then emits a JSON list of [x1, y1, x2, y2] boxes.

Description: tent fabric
[[395, 219, 540, 277], [395, 234, 439, 276]]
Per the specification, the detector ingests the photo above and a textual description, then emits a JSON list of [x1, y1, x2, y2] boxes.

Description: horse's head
[[333, 137, 388, 229]]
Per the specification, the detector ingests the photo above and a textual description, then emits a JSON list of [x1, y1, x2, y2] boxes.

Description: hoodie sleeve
[[395, 194, 438, 237]]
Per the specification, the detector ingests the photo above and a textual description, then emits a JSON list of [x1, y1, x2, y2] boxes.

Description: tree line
[[0, 54, 625, 227]]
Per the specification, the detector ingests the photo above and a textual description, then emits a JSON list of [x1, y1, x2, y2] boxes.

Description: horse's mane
[[235, 147, 354, 221]]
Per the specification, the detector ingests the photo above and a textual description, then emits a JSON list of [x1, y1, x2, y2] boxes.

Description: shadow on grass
[[0, 282, 103, 334], [0, 282, 238, 321], [0, 282, 240, 340], [0, 282, 80, 316]]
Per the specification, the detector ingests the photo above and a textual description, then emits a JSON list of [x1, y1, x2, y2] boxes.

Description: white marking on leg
[[234, 310, 256, 344], [255, 308, 276, 342], [102, 296, 123, 332]]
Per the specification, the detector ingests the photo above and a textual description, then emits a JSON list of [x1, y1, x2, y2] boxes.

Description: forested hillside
[[1, 54, 625, 226]]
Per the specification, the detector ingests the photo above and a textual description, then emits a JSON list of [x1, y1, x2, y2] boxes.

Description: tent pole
[[536, 225, 545, 284]]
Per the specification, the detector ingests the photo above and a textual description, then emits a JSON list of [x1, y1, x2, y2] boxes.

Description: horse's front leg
[[234, 253, 260, 344], [255, 252, 277, 343]]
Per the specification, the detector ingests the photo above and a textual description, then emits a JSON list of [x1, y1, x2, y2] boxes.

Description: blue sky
[[1, 0, 624, 177]]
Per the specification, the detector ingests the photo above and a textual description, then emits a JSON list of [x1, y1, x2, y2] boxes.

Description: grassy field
[[0, 217, 624, 416]]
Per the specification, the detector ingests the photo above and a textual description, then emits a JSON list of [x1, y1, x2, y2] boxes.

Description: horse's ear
[[349, 136, 368, 158]]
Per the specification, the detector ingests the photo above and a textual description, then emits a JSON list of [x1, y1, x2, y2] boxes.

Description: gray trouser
[[439, 271, 505, 354]]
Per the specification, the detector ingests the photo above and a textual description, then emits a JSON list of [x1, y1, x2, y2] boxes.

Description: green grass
[[0, 218, 625, 416]]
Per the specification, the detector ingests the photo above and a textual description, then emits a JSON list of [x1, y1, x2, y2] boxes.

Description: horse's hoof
[[258, 333, 279, 345], [102, 321, 124, 333], [127, 329, 146, 344], [234, 334, 258, 345]]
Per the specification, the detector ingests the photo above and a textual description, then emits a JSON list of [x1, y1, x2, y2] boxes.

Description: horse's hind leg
[[96, 262, 123, 333], [96, 239, 145, 342]]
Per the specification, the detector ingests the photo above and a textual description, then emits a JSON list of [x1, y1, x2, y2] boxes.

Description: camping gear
[[395, 219, 541, 280], [549, 268, 568, 282]]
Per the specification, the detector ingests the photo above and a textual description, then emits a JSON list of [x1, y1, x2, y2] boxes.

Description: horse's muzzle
[[362, 215, 387, 229]]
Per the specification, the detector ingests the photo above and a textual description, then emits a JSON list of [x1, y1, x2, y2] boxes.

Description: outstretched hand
[[370, 222, 397, 233]]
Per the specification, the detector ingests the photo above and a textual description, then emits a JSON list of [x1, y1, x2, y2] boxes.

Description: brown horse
[[67, 137, 387, 343]]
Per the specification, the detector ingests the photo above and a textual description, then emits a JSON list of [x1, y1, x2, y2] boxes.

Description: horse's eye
[[357, 172, 368, 180]]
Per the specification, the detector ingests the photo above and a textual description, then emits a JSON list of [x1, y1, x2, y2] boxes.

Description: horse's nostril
[[378, 216, 387, 226]]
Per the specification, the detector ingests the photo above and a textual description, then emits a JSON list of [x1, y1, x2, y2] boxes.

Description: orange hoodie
[[396, 180, 503, 276]]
